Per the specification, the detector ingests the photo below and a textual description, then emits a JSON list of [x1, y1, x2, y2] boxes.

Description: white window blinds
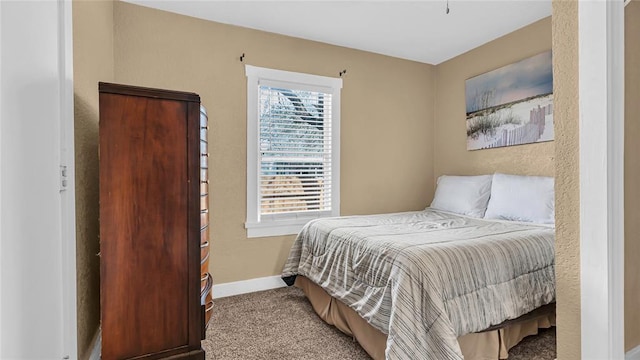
[[245, 65, 341, 237], [259, 85, 333, 216]]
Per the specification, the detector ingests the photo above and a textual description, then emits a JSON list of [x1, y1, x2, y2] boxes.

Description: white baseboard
[[88, 328, 101, 360], [627, 345, 640, 360], [213, 275, 287, 299]]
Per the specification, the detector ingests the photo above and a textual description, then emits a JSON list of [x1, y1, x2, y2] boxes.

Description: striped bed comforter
[[281, 209, 555, 360]]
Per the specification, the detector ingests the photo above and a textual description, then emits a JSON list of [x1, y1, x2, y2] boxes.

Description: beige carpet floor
[[203, 286, 556, 360]]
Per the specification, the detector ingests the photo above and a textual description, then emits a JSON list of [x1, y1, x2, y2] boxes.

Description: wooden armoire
[[99, 82, 212, 360]]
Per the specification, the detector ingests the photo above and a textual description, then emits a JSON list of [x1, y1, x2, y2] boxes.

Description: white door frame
[[578, 0, 625, 358], [59, 0, 78, 359], [0, 1, 4, 354]]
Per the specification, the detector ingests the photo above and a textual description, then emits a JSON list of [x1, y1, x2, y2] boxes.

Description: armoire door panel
[[99, 82, 205, 360]]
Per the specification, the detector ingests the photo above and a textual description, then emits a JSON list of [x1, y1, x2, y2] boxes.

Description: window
[[245, 65, 342, 237]]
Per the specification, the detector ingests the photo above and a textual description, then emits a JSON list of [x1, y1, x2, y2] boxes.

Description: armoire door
[[99, 82, 205, 360]]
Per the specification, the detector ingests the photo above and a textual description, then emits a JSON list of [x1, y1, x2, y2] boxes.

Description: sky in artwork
[[465, 50, 553, 115]]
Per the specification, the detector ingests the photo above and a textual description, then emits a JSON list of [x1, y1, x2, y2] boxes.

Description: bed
[[281, 174, 556, 360]]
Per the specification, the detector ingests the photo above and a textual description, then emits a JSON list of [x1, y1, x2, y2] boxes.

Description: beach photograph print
[[465, 50, 553, 150]]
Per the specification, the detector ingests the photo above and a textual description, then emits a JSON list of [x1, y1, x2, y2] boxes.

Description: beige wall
[[112, 1, 435, 283], [552, 1, 581, 358], [72, 0, 114, 358], [433, 18, 554, 178], [626, 0, 640, 351]]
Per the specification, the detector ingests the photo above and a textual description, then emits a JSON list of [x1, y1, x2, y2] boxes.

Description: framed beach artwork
[[465, 50, 553, 150]]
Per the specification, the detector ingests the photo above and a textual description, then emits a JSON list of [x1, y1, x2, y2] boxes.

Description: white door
[[0, 1, 77, 359]]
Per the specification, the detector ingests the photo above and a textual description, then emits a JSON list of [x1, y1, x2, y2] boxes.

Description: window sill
[[245, 218, 316, 238], [244, 219, 311, 238]]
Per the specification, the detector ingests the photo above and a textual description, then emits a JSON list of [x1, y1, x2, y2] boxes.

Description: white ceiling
[[123, 0, 551, 65]]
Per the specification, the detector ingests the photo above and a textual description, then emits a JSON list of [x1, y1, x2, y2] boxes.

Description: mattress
[[282, 209, 555, 360]]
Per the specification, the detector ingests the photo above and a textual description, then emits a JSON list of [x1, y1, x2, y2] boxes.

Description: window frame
[[245, 65, 342, 238]]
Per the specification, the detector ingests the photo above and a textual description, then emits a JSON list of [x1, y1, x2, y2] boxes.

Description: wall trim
[[244, 64, 342, 239], [628, 345, 640, 360], [213, 275, 287, 299], [578, 0, 625, 358], [88, 329, 101, 360]]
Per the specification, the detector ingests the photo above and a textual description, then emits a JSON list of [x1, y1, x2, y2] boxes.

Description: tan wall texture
[[72, 0, 114, 358], [112, 1, 435, 284], [552, 0, 581, 359], [433, 18, 554, 178], [626, 0, 640, 351]]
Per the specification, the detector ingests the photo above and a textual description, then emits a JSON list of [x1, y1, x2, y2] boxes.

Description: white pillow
[[484, 173, 555, 224], [430, 175, 493, 218]]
